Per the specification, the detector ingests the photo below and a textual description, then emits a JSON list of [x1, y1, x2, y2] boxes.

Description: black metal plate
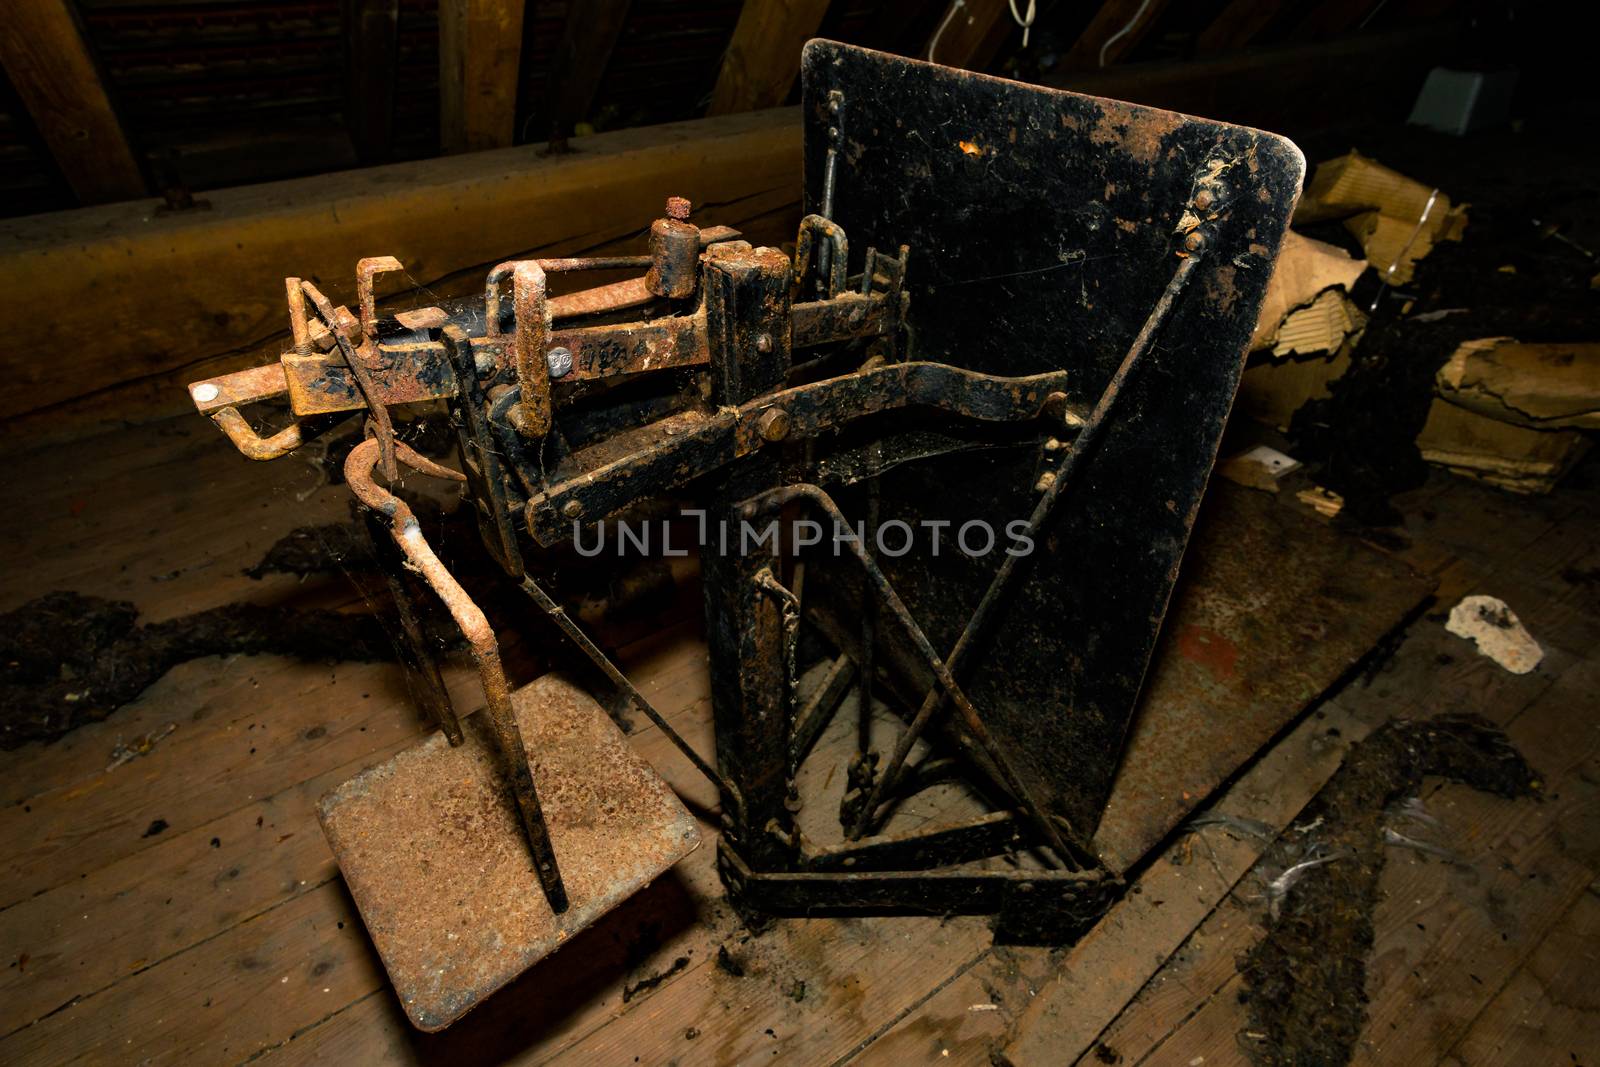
[[800, 41, 1304, 841]]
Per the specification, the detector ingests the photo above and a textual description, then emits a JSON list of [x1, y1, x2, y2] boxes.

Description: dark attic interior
[[1, 2, 1597, 1064]]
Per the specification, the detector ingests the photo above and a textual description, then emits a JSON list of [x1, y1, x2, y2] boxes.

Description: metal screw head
[[546, 346, 573, 378], [1193, 188, 1214, 210], [191, 383, 220, 404], [755, 333, 774, 354], [561, 499, 584, 518], [1184, 231, 1205, 252], [757, 407, 791, 443], [665, 196, 691, 220]]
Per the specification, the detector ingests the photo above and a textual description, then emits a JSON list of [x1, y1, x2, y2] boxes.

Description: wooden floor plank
[[0, 655, 442, 908], [1085, 657, 1600, 1067], [998, 699, 1378, 1067], [1, 880, 383, 1065], [1440, 888, 1600, 1067], [0, 660, 484, 1036], [0, 635, 719, 1065]]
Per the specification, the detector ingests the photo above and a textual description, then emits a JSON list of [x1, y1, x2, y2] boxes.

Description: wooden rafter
[[1195, 0, 1287, 55], [545, 0, 633, 147], [924, 0, 1016, 70], [344, 0, 399, 162], [1061, 0, 1174, 70], [439, 0, 527, 154], [707, 0, 834, 115], [0, 0, 145, 205], [1290, 0, 1388, 39]]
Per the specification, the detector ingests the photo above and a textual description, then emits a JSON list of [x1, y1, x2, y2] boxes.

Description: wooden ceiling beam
[[0, 0, 146, 205], [708, 0, 834, 115], [439, 0, 527, 153], [0, 108, 803, 445]]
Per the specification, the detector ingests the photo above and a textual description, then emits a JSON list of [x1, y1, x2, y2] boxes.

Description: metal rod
[[857, 481, 879, 758], [789, 654, 857, 773], [517, 575, 739, 808], [536, 255, 651, 273], [302, 280, 398, 480], [738, 483, 1074, 862], [849, 250, 1202, 840]]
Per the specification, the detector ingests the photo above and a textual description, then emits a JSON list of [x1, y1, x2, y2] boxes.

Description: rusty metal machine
[[188, 42, 1302, 1030]]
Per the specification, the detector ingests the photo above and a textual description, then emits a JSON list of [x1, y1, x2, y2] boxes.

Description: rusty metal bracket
[[486, 260, 554, 440], [795, 213, 848, 299], [356, 255, 405, 336]]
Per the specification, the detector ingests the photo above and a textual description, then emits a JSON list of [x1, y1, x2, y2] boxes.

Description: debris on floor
[[1238, 714, 1539, 1067], [106, 722, 178, 771], [1230, 140, 1596, 519], [1295, 485, 1344, 518], [1444, 594, 1544, 674], [1436, 338, 1600, 431], [0, 591, 405, 749], [1294, 150, 1469, 287], [1248, 232, 1368, 356], [1417, 337, 1599, 493], [1220, 446, 1302, 493]]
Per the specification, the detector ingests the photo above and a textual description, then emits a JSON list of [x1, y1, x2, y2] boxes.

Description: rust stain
[[1176, 624, 1239, 681]]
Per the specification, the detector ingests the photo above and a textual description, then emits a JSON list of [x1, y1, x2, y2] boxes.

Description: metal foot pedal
[[319, 673, 701, 1031]]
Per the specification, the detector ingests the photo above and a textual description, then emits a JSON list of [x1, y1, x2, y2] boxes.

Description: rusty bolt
[[665, 196, 691, 220], [757, 407, 792, 443], [562, 499, 584, 518], [1193, 189, 1214, 210], [756, 332, 774, 354], [1184, 231, 1206, 252]]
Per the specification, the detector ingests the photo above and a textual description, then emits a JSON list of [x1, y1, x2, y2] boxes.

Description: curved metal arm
[[345, 437, 570, 914], [211, 406, 304, 461]]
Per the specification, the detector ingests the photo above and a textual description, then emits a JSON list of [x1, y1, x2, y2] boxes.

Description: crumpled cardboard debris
[[1296, 485, 1344, 518], [1272, 290, 1367, 359], [1296, 151, 1468, 286], [1437, 337, 1600, 430], [1445, 595, 1543, 674], [1250, 231, 1368, 354], [1417, 397, 1590, 495]]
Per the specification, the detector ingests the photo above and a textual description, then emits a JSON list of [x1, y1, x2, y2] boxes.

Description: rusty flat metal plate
[[319, 673, 701, 1031], [1091, 484, 1434, 871]]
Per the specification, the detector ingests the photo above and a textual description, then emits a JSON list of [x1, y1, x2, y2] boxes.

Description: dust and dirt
[[0, 591, 403, 749], [1237, 713, 1539, 1067]]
